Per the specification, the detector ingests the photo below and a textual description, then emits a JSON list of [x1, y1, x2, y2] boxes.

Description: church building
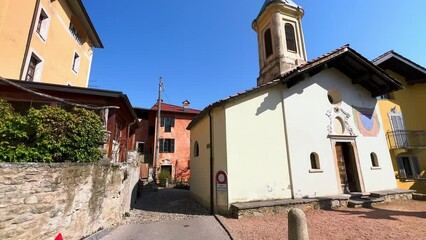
[[188, 0, 403, 213]]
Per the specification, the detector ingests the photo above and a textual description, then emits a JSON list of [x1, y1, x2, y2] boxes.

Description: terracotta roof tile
[[151, 102, 200, 114]]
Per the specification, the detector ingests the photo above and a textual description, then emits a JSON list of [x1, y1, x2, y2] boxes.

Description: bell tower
[[253, 0, 307, 86]]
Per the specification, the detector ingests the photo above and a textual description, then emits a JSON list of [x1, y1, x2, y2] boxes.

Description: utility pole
[[153, 77, 163, 182]]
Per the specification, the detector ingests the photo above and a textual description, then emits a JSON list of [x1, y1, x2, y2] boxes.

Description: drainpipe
[[281, 86, 295, 199], [208, 109, 214, 214], [20, 0, 41, 80]]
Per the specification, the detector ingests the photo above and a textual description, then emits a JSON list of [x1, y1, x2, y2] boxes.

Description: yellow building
[[375, 51, 426, 193], [0, 0, 103, 87]]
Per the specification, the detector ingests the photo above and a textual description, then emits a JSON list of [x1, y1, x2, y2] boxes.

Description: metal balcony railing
[[387, 130, 426, 149], [69, 24, 83, 46]]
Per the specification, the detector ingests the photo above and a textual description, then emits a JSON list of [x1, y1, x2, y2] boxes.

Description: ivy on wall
[[0, 99, 104, 162]]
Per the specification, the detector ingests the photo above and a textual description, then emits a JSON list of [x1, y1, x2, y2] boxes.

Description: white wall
[[225, 86, 292, 204], [283, 68, 396, 198]]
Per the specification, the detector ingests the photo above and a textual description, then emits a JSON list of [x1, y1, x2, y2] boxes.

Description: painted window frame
[[370, 152, 381, 170], [35, 7, 51, 42], [22, 50, 44, 82], [159, 138, 175, 153], [161, 116, 175, 133], [135, 141, 145, 154], [72, 52, 81, 74], [309, 152, 323, 173]]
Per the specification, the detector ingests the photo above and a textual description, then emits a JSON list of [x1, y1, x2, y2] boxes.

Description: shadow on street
[[131, 181, 209, 216]]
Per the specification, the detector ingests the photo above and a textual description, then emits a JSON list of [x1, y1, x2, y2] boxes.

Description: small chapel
[[188, 0, 405, 214]]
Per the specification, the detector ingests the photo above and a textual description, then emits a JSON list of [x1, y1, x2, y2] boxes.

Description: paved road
[[101, 216, 230, 240], [99, 184, 230, 240]]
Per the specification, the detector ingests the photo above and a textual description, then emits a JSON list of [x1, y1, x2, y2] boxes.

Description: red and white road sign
[[216, 170, 227, 191]]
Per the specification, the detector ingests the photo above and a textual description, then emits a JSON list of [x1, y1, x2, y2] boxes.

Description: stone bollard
[[288, 208, 309, 240]]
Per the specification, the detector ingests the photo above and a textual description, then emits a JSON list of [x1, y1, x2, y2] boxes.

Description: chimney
[[182, 100, 190, 112]]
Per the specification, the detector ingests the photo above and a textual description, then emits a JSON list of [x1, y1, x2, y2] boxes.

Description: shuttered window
[[161, 116, 175, 132], [389, 111, 406, 147], [397, 156, 421, 179], [160, 139, 175, 153]]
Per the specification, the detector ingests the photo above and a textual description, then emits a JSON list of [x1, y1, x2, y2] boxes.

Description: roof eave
[[69, 0, 103, 48]]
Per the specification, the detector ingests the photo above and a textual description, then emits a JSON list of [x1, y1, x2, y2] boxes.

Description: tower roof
[[259, 0, 300, 15]]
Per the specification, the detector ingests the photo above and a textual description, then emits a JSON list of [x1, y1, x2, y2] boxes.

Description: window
[[310, 152, 320, 170], [25, 54, 42, 82], [194, 141, 199, 157], [161, 116, 175, 132], [397, 156, 421, 179], [159, 139, 175, 153], [285, 23, 297, 52], [136, 142, 145, 154], [389, 110, 407, 147], [264, 28, 273, 58], [36, 8, 50, 40], [72, 52, 80, 73], [69, 22, 82, 45], [370, 152, 379, 167]]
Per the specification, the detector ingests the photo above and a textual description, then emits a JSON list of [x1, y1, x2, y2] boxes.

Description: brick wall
[[0, 161, 139, 240]]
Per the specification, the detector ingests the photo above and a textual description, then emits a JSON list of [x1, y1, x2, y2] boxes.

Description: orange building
[[0, 0, 102, 87], [134, 101, 200, 183]]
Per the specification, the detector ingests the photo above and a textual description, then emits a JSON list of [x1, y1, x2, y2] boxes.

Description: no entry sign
[[216, 170, 227, 191]]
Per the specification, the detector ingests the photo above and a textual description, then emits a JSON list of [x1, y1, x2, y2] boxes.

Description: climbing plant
[[0, 99, 104, 163]]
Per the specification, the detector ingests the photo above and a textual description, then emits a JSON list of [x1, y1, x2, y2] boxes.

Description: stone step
[[348, 196, 384, 208]]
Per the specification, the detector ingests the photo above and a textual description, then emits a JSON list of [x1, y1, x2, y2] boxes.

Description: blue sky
[[84, 0, 426, 110]]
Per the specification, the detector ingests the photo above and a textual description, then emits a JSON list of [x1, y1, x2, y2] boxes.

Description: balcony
[[387, 130, 426, 150], [69, 23, 83, 46]]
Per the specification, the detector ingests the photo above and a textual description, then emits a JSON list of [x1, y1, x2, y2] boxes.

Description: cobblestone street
[[100, 183, 230, 240], [125, 184, 209, 224]]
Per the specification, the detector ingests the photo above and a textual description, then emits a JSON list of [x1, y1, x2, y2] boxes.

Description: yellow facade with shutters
[[376, 52, 426, 193], [0, 0, 102, 87]]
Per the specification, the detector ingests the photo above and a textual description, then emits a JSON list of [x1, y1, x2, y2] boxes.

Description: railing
[[387, 130, 426, 149], [69, 23, 83, 45]]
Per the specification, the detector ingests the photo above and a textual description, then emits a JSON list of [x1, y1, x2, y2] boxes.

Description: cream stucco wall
[[225, 86, 292, 204], [283, 68, 396, 197], [189, 115, 213, 211]]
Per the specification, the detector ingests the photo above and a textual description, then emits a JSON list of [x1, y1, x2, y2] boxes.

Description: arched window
[[370, 152, 379, 167], [194, 141, 199, 157], [310, 152, 320, 170], [285, 23, 297, 52], [264, 28, 273, 58]]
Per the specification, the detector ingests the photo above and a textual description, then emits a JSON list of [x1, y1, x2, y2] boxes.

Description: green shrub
[[0, 99, 104, 163], [158, 171, 171, 187]]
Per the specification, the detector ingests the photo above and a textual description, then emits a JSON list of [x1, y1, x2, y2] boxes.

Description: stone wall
[[0, 161, 139, 240]]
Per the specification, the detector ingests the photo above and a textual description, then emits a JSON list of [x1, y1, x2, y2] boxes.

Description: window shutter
[[397, 157, 407, 179], [161, 117, 164, 127], [389, 112, 405, 131], [171, 140, 175, 153], [159, 139, 164, 153], [412, 156, 421, 179], [171, 117, 175, 127]]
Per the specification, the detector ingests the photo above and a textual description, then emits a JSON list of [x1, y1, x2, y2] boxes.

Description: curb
[[214, 214, 236, 240], [83, 227, 115, 240]]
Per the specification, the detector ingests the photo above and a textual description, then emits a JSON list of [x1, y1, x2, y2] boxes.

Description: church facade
[[188, 0, 402, 213]]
